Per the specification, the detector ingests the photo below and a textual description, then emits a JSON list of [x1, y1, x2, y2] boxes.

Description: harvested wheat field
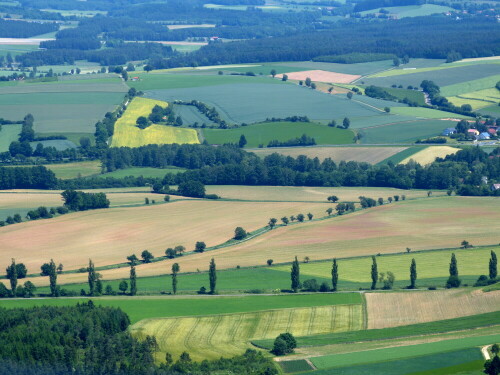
[[276, 70, 361, 84], [400, 146, 460, 165], [252, 146, 408, 164], [34, 195, 499, 286], [366, 289, 500, 329], [0, 200, 329, 272], [131, 304, 363, 361]]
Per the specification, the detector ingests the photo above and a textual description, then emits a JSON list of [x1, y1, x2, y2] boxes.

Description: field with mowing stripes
[[400, 146, 460, 165], [440, 75, 500, 97], [447, 88, 500, 110], [131, 304, 363, 360], [251, 146, 408, 164], [366, 289, 500, 328], [111, 97, 199, 147]]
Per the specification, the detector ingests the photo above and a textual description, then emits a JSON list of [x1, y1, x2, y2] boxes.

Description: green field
[[99, 167, 186, 179], [254, 311, 500, 349], [146, 82, 391, 125], [378, 146, 424, 164], [278, 60, 394, 76], [0, 123, 21, 152], [360, 120, 459, 144], [132, 304, 363, 360], [440, 75, 500, 97], [310, 348, 483, 375], [360, 4, 453, 18], [0, 293, 362, 323], [389, 107, 471, 119], [448, 88, 500, 110], [203, 122, 354, 147], [0, 44, 39, 57], [44, 161, 102, 179], [374, 87, 426, 105], [363, 64, 500, 90]]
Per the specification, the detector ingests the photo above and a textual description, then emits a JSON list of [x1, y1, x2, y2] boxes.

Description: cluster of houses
[[442, 125, 498, 141]]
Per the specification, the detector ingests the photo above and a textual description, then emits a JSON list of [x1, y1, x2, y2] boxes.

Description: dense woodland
[[151, 17, 500, 68], [0, 303, 277, 375], [0, 19, 57, 38]]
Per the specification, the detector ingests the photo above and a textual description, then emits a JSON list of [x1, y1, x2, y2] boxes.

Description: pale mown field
[[111, 97, 199, 147], [366, 289, 500, 329], [131, 304, 363, 361], [25, 196, 498, 287], [206, 185, 446, 202], [400, 146, 460, 165], [251, 146, 407, 164], [0, 200, 330, 273]]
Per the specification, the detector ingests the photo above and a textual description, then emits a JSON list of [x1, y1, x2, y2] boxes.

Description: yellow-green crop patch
[[111, 97, 199, 147], [131, 304, 363, 361], [389, 107, 472, 119], [447, 88, 500, 110]]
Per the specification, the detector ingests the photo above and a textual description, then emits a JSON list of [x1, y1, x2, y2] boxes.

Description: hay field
[[131, 304, 363, 360], [251, 146, 407, 164], [205, 185, 445, 202], [366, 289, 500, 329], [276, 70, 360, 84], [447, 88, 500, 110], [45, 161, 102, 179], [389, 107, 471, 119], [45, 196, 499, 285], [440, 75, 500, 97], [111, 97, 199, 147], [0, 200, 330, 272], [272, 247, 496, 284], [400, 146, 460, 165]]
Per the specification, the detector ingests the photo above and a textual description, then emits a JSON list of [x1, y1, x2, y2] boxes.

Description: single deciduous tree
[[234, 227, 247, 240], [141, 250, 154, 263], [8, 258, 17, 295], [87, 259, 97, 296], [130, 265, 137, 296], [297, 214, 305, 222], [268, 218, 278, 229], [281, 217, 289, 226], [307, 213, 313, 220], [238, 134, 247, 148], [490, 251, 497, 280], [49, 259, 57, 297], [119, 280, 128, 294], [23, 281, 36, 298], [195, 241, 206, 252], [172, 263, 180, 295], [347, 92, 353, 99], [270, 69, 277, 78], [326, 208, 333, 216], [267, 259, 273, 266]]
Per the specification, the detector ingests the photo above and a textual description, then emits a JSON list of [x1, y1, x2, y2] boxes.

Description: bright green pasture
[[310, 348, 483, 375], [127, 73, 283, 91], [99, 167, 186, 179], [378, 146, 424, 164], [389, 107, 471, 119], [254, 311, 500, 349], [374, 87, 426, 105], [310, 334, 500, 369], [203, 122, 354, 147], [0, 44, 38, 57], [441, 75, 500, 97], [360, 120, 458, 144], [0, 123, 21, 152], [44, 161, 102, 179], [479, 104, 500, 117], [272, 247, 497, 284], [0, 293, 361, 323]]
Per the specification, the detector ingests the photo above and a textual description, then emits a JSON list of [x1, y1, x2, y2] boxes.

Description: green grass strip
[[253, 311, 500, 349], [377, 146, 425, 165]]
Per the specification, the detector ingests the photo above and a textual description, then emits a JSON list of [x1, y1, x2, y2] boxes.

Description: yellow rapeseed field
[[400, 146, 460, 165], [111, 97, 199, 147]]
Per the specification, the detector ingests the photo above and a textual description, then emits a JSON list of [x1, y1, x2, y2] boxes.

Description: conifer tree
[[371, 256, 378, 290], [172, 263, 180, 295], [291, 256, 300, 292], [331, 258, 338, 292], [49, 259, 57, 297], [130, 264, 137, 296], [8, 258, 17, 296], [490, 251, 497, 280], [410, 258, 417, 289], [209, 258, 217, 294], [88, 259, 96, 296]]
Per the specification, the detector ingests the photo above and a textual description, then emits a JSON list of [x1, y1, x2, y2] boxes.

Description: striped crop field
[[131, 304, 363, 361], [399, 146, 460, 165], [111, 97, 199, 147], [447, 88, 500, 110]]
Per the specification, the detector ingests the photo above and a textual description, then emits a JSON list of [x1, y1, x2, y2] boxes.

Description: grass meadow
[[111, 97, 199, 147], [440, 75, 500, 97], [251, 146, 408, 164], [399, 146, 459, 165], [203, 121, 355, 147], [389, 107, 471, 119], [132, 304, 363, 360], [99, 167, 186, 178], [0, 123, 21, 152], [45, 161, 102, 179]]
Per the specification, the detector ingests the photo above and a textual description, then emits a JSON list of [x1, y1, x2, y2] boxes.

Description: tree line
[[0, 19, 58, 38]]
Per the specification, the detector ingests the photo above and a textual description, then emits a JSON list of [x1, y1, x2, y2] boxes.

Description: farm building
[[441, 128, 456, 136], [467, 129, 479, 136], [492, 184, 500, 191], [478, 132, 491, 140]]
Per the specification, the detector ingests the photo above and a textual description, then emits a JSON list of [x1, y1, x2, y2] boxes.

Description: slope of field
[[447, 88, 500, 110], [0, 293, 361, 323], [389, 107, 471, 119], [399, 146, 460, 165], [0, 200, 331, 272], [360, 120, 459, 144], [131, 304, 363, 360], [41, 196, 499, 285], [272, 247, 497, 287], [111, 97, 199, 147], [0, 123, 21, 152], [205, 186, 443, 202], [360, 4, 452, 18], [276, 70, 360, 84], [277, 60, 394, 76], [363, 64, 500, 89], [0, 91, 124, 133], [366, 289, 500, 329], [44, 161, 102, 179], [146, 83, 391, 124], [251, 146, 407, 164], [99, 167, 185, 179], [203, 122, 354, 147], [440, 75, 500, 97]]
